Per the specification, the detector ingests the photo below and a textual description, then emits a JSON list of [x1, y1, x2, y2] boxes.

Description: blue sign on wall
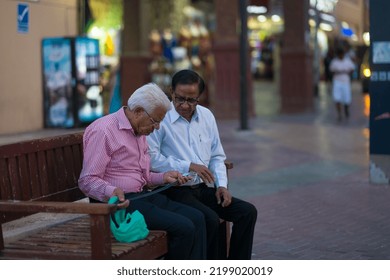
[[17, 3, 29, 33]]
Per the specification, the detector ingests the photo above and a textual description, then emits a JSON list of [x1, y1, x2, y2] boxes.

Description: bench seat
[[1, 215, 167, 260]]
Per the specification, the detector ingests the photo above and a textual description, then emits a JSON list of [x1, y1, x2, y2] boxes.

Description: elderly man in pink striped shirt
[[78, 83, 206, 259]]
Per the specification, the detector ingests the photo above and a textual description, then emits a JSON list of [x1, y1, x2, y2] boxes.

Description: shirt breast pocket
[[198, 133, 212, 162]]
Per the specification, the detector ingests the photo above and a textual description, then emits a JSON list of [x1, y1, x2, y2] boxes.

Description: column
[[212, 0, 254, 119], [369, 0, 390, 184], [280, 0, 313, 113], [120, 0, 153, 105]]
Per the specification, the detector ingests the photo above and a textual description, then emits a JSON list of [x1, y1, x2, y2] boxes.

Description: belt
[[124, 182, 178, 200], [185, 183, 207, 189]]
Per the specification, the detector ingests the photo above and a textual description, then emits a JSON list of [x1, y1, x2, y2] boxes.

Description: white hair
[[127, 83, 171, 113]]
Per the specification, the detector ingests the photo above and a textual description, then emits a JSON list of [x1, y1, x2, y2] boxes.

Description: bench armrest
[[0, 200, 116, 215], [225, 160, 233, 170]]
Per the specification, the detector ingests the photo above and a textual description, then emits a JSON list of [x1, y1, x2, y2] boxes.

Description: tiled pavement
[[219, 80, 390, 260], [1, 80, 390, 260]]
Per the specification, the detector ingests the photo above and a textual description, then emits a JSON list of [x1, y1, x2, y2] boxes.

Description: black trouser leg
[[129, 194, 207, 259], [223, 198, 257, 259], [164, 187, 220, 259]]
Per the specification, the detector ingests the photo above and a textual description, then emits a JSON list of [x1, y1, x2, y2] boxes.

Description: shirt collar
[[168, 102, 199, 123], [117, 106, 136, 134]]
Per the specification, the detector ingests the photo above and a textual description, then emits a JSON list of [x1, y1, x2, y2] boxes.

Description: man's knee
[[231, 200, 257, 223], [174, 218, 197, 240], [246, 202, 257, 220], [181, 205, 205, 229], [205, 211, 220, 232]]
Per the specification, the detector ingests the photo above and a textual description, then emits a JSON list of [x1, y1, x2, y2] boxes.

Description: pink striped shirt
[[78, 107, 164, 202]]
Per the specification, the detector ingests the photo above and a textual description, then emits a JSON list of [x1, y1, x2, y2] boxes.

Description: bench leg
[[90, 215, 112, 259], [218, 221, 231, 259]]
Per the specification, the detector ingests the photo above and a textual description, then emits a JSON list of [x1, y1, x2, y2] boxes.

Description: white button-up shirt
[[147, 103, 228, 188]]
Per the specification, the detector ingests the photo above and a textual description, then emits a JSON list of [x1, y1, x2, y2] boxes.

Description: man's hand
[[163, 170, 190, 185], [190, 163, 215, 184], [111, 187, 129, 209], [216, 187, 232, 207]]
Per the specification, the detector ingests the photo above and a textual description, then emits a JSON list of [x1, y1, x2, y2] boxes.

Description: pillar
[[280, 0, 313, 113], [120, 0, 153, 105], [369, 0, 390, 184], [212, 0, 254, 119]]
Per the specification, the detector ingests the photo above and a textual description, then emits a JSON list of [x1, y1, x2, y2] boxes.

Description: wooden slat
[[72, 143, 83, 178], [63, 145, 76, 188], [54, 147, 67, 191], [27, 152, 41, 199], [0, 159, 11, 200], [45, 149, 58, 195], [37, 150, 49, 196], [17, 154, 31, 201], [7, 157, 21, 200]]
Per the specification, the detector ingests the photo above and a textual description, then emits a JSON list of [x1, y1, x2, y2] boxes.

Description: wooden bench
[[0, 132, 167, 259], [0, 132, 232, 259]]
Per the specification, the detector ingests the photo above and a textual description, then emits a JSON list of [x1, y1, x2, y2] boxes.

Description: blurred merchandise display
[[84, 0, 123, 115], [148, 5, 214, 106], [248, 12, 283, 80]]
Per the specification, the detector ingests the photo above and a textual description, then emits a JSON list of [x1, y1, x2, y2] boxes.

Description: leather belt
[[124, 181, 178, 200], [186, 183, 206, 189]]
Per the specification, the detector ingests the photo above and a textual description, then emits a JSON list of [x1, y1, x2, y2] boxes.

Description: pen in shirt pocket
[[199, 134, 202, 142]]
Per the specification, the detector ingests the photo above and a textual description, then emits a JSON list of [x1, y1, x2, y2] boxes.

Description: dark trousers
[[91, 193, 207, 260], [164, 184, 257, 260]]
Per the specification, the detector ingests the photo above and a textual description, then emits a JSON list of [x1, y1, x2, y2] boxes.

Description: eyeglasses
[[173, 93, 199, 106], [144, 110, 160, 127]]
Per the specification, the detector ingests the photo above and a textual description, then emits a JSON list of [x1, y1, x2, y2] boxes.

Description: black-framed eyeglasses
[[144, 110, 160, 127], [173, 92, 199, 106]]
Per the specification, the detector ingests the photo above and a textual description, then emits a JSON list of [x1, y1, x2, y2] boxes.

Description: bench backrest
[[0, 132, 85, 223]]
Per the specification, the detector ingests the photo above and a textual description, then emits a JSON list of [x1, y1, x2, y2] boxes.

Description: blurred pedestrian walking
[[330, 47, 355, 121]]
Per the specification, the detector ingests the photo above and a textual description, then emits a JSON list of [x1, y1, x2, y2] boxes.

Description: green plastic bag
[[108, 196, 149, 243]]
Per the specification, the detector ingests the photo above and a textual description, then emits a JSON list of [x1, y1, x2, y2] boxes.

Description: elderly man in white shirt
[[147, 69, 257, 260]]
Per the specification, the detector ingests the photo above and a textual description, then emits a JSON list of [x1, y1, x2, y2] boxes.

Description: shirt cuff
[[182, 161, 192, 174], [150, 172, 165, 186], [104, 185, 118, 201], [216, 178, 228, 188]]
